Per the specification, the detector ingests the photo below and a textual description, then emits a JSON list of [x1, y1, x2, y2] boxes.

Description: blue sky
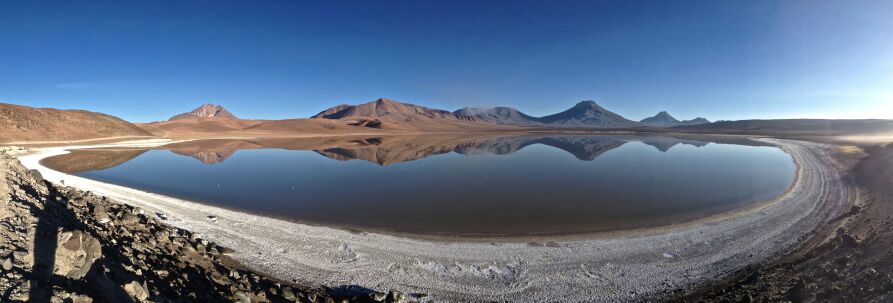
[[1, 1, 891, 122]]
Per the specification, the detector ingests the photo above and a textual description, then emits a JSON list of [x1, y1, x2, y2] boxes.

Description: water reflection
[[48, 134, 768, 169]]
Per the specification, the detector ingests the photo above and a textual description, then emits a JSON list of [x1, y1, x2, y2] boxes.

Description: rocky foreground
[[681, 142, 893, 302], [0, 151, 404, 303]]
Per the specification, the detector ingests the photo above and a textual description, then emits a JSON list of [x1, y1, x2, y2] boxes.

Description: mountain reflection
[[41, 134, 733, 173], [313, 135, 713, 164]]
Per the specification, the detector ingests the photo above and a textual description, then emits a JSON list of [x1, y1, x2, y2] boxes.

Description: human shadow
[[20, 175, 134, 303]]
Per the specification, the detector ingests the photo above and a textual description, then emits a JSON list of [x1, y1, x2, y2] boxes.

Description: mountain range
[[4, 98, 892, 144], [156, 99, 710, 132], [312, 98, 482, 130], [454, 101, 706, 128]]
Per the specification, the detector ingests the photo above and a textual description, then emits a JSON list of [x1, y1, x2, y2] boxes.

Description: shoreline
[[16, 138, 852, 302]]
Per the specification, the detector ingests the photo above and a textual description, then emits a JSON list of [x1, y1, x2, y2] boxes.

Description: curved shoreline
[[16, 138, 852, 302]]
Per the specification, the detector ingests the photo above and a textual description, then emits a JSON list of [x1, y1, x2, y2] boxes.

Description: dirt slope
[[0, 103, 154, 143]]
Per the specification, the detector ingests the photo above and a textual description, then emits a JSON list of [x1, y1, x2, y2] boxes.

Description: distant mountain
[[640, 111, 681, 127], [640, 111, 711, 127], [679, 117, 711, 126], [455, 101, 646, 128], [0, 103, 154, 143], [538, 101, 637, 127], [169, 104, 237, 121], [454, 107, 542, 125]]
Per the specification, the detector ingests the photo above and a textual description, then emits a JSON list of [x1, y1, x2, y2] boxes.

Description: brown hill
[[138, 119, 265, 138], [0, 103, 154, 143], [169, 104, 237, 120], [312, 98, 496, 131], [138, 117, 394, 139]]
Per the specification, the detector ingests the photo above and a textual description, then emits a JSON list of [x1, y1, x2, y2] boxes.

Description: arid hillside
[[139, 99, 519, 139], [312, 98, 504, 131], [0, 103, 154, 143]]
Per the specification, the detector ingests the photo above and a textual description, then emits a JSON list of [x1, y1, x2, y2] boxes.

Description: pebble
[[370, 291, 387, 302]]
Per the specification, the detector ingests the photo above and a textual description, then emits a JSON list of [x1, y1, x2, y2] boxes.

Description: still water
[[43, 134, 796, 236]]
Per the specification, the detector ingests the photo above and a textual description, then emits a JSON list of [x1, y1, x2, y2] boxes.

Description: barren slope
[[312, 98, 509, 131], [0, 103, 154, 143]]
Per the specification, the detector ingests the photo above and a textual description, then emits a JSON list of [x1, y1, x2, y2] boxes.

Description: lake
[[42, 134, 796, 236]]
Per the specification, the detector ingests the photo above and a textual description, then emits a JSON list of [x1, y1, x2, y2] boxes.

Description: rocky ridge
[[0, 151, 409, 303]]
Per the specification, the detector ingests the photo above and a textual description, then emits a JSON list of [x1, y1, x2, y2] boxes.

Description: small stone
[[387, 290, 405, 303], [123, 281, 149, 301], [156, 212, 168, 220], [121, 213, 139, 224], [12, 250, 27, 261], [2, 258, 12, 271], [234, 291, 252, 303], [281, 287, 296, 300], [662, 252, 676, 259], [369, 291, 387, 302], [71, 294, 93, 303], [207, 215, 218, 222], [28, 169, 43, 183]]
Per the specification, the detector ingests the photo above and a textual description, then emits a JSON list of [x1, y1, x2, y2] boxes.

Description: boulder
[[28, 169, 44, 183], [54, 230, 102, 279]]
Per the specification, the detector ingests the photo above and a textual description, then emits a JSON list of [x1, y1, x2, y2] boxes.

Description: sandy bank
[[17, 138, 852, 302]]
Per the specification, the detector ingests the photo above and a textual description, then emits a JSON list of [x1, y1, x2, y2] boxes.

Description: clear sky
[[1, 1, 891, 122]]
